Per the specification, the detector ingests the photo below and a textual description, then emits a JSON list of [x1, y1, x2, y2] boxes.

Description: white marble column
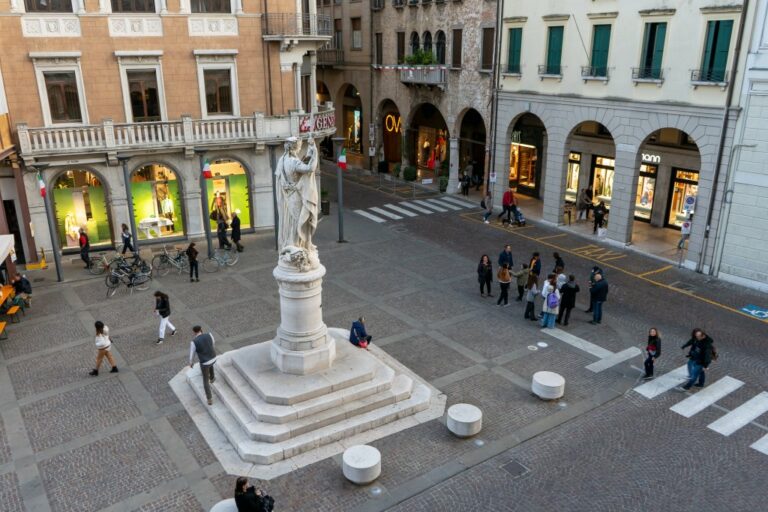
[[294, 63, 303, 112], [447, 137, 459, 193]]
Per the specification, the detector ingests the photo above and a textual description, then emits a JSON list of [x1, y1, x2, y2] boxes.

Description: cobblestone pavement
[[0, 173, 765, 511]]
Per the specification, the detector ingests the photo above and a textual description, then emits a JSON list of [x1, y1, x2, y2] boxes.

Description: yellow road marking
[[458, 211, 766, 323], [536, 233, 568, 241], [639, 265, 673, 277]]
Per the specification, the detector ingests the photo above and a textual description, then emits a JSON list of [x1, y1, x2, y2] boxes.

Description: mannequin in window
[[160, 194, 175, 232], [210, 194, 228, 223], [65, 213, 79, 245]]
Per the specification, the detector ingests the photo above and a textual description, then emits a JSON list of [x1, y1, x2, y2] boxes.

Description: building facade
[[370, 0, 497, 189], [493, 0, 752, 272], [713, 0, 768, 292], [1, 0, 334, 260]]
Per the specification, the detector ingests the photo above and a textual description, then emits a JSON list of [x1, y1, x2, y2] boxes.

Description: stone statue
[[275, 136, 319, 271]]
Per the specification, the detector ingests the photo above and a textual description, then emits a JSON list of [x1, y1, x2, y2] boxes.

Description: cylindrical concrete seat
[[446, 403, 483, 437], [210, 498, 236, 512], [532, 371, 565, 400], [342, 445, 381, 484]]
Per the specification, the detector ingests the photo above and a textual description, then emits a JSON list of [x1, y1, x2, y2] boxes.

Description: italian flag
[[37, 171, 46, 198], [202, 159, 212, 179], [337, 148, 347, 171]]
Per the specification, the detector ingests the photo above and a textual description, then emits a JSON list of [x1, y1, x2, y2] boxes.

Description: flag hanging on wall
[[202, 159, 212, 179], [338, 148, 347, 171], [37, 171, 46, 198]]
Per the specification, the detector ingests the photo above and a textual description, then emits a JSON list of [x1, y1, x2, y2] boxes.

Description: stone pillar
[[401, 129, 410, 167], [185, 187, 204, 240], [541, 136, 567, 226], [605, 147, 637, 244], [447, 137, 459, 193], [294, 64, 303, 112], [309, 53, 318, 112]]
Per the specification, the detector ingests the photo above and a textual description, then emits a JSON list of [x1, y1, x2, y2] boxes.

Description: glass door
[[591, 155, 615, 209], [666, 169, 699, 228], [634, 164, 657, 221], [565, 152, 581, 203]]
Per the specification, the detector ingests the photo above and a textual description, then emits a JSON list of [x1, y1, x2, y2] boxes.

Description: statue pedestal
[[270, 260, 336, 375]]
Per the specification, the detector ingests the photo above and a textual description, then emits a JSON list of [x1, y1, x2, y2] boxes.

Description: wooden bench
[[0, 322, 7, 340], [6, 306, 20, 323]]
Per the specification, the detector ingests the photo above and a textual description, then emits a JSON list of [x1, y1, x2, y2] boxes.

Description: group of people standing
[[477, 248, 610, 328]]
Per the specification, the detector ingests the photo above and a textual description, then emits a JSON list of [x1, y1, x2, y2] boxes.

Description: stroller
[[502, 206, 526, 227]]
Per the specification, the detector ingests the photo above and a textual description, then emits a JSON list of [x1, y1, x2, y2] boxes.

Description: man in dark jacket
[[498, 245, 514, 269], [681, 329, 714, 390], [585, 265, 603, 312], [231, 210, 243, 252], [556, 275, 579, 326], [189, 326, 217, 405], [217, 220, 231, 250], [589, 273, 608, 325], [529, 252, 542, 277], [349, 317, 371, 348]]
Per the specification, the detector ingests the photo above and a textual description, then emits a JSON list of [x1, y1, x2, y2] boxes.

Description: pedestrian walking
[[585, 266, 603, 312], [188, 325, 217, 405], [593, 201, 608, 234], [523, 274, 539, 321], [552, 252, 565, 272], [512, 263, 529, 301], [577, 188, 592, 221], [89, 321, 118, 376], [556, 275, 579, 326], [643, 328, 661, 379], [460, 172, 471, 196], [481, 192, 493, 223], [231, 210, 244, 252], [681, 328, 715, 390], [528, 252, 542, 277], [540, 274, 560, 329], [79, 228, 90, 269], [217, 219, 232, 250], [497, 263, 511, 306], [186, 242, 199, 282], [121, 223, 135, 254], [498, 244, 514, 269], [588, 272, 608, 325], [154, 291, 176, 344], [477, 254, 493, 297]]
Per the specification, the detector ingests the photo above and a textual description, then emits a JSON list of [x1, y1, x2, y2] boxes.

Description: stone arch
[[316, 80, 331, 105], [563, 120, 617, 208], [203, 154, 256, 229], [336, 83, 365, 155], [405, 102, 450, 170], [503, 112, 550, 198], [456, 108, 487, 180]]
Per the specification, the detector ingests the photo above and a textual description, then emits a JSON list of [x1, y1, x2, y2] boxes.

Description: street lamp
[[30, 163, 63, 282], [194, 148, 214, 259], [331, 136, 347, 243], [116, 155, 139, 254]]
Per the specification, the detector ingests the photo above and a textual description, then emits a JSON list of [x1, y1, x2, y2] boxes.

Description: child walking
[[643, 328, 662, 379]]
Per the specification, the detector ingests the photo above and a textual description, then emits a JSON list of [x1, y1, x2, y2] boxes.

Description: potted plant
[[439, 175, 448, 192], [403, 165, 418, 182], [393, 163, 402, 178], [320, 188, 330, 216]]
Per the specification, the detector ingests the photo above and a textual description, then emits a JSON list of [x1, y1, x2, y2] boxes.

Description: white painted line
[[541, 328, 613, 359], [585, 347, 642, 373], [369, 207, 403, 220], [670, 376, 744, 418], [439, 196, 478, 209], [708, 392, 768, 436], [426, 198, 462, 211], [413, 199, 448, 212], [353, 210, 386, 223], [633, 365, 689, 399], [382, 204, 418, 217], [750, 433, 768, 455], [398, 201, 434, 214]]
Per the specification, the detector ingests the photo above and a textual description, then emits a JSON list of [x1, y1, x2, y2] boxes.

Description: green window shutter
[[507, 28, 522, 73], [650, 23, 666, 78], [546, 26, 563, 74], [641, 23, 652, 70], [701, 21, 717, 79], [590, 25, 611, 77], [711, 20, 733, 81]]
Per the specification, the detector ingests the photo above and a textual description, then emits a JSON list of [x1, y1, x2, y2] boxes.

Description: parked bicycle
[[105, 264, 152, 297], [202, 245, 239, 273], [152, 245, 189, 277], [89, 244, 151, 275]]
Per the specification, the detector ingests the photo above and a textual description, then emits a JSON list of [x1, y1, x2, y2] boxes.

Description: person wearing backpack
[[496, 263, 512, 306], [680, 328, 715, 390], [540, 273, 560, 329]]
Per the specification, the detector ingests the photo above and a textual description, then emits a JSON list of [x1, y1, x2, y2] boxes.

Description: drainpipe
[[484, 0, 504, 200], [262, 0, 274, 116], [696, 0, 750, 273], [369, 0, 375, 171]]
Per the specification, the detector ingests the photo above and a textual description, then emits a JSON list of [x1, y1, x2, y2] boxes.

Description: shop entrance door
[[590, 155, 615, 209], [666, 168, 699, 228], [3, 200, 25, 264], [564, 152, 581, 203], [634, 164, 657, 222]]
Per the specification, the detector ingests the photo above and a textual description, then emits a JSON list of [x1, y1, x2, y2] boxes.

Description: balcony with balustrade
[[317, 48, 344, 67], [15, 105, 336, 164], [262, 13, 332, 44], [399, 66, 447, 90]]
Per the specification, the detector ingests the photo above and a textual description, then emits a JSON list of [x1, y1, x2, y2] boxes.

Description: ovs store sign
[[299, 111, 336, 134], [384, 114, 402, 134]]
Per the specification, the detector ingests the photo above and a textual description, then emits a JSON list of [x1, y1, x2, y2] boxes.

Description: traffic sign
[[681, 221, 692, 235], [489, 172, 497, 183], [683, 195, 696, 212]]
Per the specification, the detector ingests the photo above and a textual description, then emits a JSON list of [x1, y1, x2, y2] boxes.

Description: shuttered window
[[639, 22, 666, 79], [452, 29, 463, 68], [701, 20, 733, 82], [481, 27, 495, 71], [545, 26, 563, 75], [507, 28, 522, 74], [590, 24, 611, 77]]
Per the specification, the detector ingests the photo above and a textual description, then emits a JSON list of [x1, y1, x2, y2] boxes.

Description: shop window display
[[207, 159, 251, 230], [509, 142, 537, 189], [667, 169, 699, 228], [565, 152, 581, 203], [130, 164, 184, 240], [53, 170, 112, 249], [591, 156, 615, 209], [416, 127, 447, 171], [634, 164, 657, 221]]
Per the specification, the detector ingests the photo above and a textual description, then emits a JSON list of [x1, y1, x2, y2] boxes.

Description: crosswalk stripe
[[541, 328, 613, 359], [439, 196, 478, 209], [426, 198, 462, 211], [354, 210, 386, 223], [412, 199, 448, 212], [633, 365, 689, 399], [708, 392, 768, 436], [369, 207, 403, 220], [382, 204, 419, 217], [398, 201, 434, 214], [750, 433, 768, 455], [670, 376, 744, 418], [585, 347, 642, 373]]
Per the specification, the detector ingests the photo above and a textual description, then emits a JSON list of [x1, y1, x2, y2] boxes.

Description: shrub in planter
[[393, 163, 401, 178], [403, 165, 418, 181], [439, 175, 449, 192]]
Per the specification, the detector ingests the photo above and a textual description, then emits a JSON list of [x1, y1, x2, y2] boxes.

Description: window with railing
[[423, 31, 432, 54], [588, 24, 611, 77], [334, 18, 343, 49], [393, 0, 405, 6], [696, 19, 733, 82], [111, 0, 155, 12], [410, 31, 420, 55], [506, 27, 522, 74], [637, 22, 666, 80], [25, 0, 73, 12], [204, 69, 233, 115], [543, 26, 563, 75], [191, 0, 230, 13], [44, 72, 82, 123]]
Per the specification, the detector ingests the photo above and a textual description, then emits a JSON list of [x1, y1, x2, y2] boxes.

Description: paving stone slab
[[133, 488, 204, 512], [7, 342, 94, 399]]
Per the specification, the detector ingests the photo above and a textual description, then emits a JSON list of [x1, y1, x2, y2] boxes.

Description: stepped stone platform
[[171, 328, 446, 480]]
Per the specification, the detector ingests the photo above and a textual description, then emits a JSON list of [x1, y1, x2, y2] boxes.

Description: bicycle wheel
[[105, 273, 120, 297], [152, 255, 171, 277], [133, 273, 152, 291], [203, 257, 220, 273], [225, 249, 239, 266], [89, 257, 106, 275]]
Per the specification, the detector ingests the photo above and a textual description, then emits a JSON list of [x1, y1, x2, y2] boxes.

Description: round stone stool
[[446, 403, 483, 437], [342, 445, 381, 484], [532, 371, 565, 400], [209, 498, 236, 512]]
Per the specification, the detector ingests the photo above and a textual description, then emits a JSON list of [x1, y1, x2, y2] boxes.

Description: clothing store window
[[667, 169, 699, 228], [634, 163, 657, 221], [508, 142, 537, 190], [52, 170, 113, 249], [207, 159, 251, 230], [130, 164, 185, 240], [565, 152, 581, 203], [591, 156, 615, 209]]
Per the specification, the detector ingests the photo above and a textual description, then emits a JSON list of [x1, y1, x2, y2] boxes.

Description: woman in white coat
[[540, 274, 561, 329]]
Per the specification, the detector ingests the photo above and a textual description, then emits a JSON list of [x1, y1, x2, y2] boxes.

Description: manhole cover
[[500, 460, 529, 478]]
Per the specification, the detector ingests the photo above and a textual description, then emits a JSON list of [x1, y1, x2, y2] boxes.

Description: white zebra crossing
[[369, 207, 402, 220], [633, 365, 689, 398], [440, 196, 478, 208], [398, 201, 434, 214], [708, 392, 768, 436], [382, 204, 419, 217], [670, 376, 744, 418], [412, 199, 447, 212], [751, 434, 768, 455], [353, 210, 387, 223], [426, 198, 463, 211], [352, 197, 481, 225]]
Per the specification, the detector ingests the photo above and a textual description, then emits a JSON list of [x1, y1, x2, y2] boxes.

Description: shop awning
[[0, 235, 14, 263]]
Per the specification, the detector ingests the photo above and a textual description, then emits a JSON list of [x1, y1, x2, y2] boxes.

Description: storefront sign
[[421, 178, 433, 185], [741, 304, 768, 320], [298, 111, 336, 133], [642, 153, 661, 164], [384, 114, 402, 133], [683, 195, 696, 212]]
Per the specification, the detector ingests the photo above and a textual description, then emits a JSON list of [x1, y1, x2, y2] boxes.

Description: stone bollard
[[531, 371, 565, 400], [446, 403, 483, 437], [342, 445, 381, 484]]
